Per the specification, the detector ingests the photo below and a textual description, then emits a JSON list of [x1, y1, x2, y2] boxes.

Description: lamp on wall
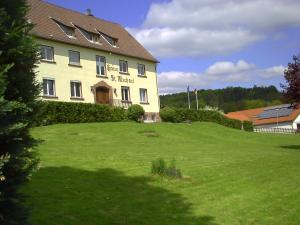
[[114, 88, 117, 95]]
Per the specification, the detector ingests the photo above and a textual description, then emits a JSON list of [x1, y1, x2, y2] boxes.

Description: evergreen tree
[[281, 54, 300, 107], [0, 0, 39, 224]]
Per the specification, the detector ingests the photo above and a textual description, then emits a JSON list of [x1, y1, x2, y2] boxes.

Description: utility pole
[[187, 85, 191, 109], [195, 89, 199, 110]]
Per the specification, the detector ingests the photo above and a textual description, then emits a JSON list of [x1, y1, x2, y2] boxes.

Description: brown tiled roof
[[226, 106, 300, 126], [27, 0, 158, 63]]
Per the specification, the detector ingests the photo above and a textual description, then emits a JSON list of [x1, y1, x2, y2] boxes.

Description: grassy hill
[[23, 122, 300, 225]]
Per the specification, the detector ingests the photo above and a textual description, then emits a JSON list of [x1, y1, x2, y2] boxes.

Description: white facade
[[255, 114, 300, 130]]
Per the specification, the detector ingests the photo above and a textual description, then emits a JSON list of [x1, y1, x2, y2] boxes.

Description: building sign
[[107, 64, 118, 72], [111, 75, 134, 83]]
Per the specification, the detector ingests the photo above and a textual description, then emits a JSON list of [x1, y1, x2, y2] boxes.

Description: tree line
[[160, 86, 283, 113]]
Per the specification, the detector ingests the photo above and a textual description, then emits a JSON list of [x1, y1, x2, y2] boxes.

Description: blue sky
[[46, 0, 300, 93]]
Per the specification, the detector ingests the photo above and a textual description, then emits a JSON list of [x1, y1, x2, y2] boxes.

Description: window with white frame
[[121, 86, 130, 101], [43, 79, 55, 96], [119, 60, 128, 73], [40, 45, 54, 61], [139, 88, 148, 103], [137, 64, 145, 76], [70, 81, 82, 98], [69, 50, 80, 66], [96, 55, 106, 76]]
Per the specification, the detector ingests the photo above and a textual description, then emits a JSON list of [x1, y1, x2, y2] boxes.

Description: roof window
[[100, 32, 118, 47], [52, 18, 75, 38]]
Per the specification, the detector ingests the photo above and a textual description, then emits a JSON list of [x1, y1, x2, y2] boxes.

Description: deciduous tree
[[281, 54, 300, 107]]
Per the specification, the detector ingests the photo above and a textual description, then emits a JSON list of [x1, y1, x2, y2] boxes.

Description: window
[[121, 86, 130, 101], [70, 81, 82, 98], [96, 56, 106, 76], [40, 45, 54, 61], [69, 50, 80, 66], [52, 18, 75, 38], [43, 79, 55, 96], [119, 60, 128, 73], [100, 32, 117, 47], [139, 88, 148, 103], [138, 64, 145, 76], [77, 26, 100, 44]]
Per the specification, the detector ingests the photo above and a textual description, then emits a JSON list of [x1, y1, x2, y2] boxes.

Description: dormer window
[[100, 32, 117, 47], [52, 19, 75, 38], [76, 26, 100, 44]]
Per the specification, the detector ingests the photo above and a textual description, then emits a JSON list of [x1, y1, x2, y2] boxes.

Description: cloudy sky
[[47, 0, 300, 93]]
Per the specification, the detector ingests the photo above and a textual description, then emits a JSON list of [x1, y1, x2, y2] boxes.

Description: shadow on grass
[[281, 145, 300, 150], [24, 167, 216, 225]]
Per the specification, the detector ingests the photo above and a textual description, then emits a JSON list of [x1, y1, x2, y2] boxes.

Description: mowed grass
[[23, 122, 300, 225]]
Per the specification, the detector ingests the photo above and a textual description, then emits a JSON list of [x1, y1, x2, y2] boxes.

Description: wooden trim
[[96, 75, 108, 79], [119, 72, 130, 75], [70, 97, 84, 101], [42, 95, 58, 99], [68, 63, 82, 68], [40, 59, 56, 64]]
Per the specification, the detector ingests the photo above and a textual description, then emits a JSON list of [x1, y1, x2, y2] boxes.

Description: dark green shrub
[[159, 107, 244, 130], [160, 107, 179, 122], [32, 101, 127, 126], [151, 158, 182, 179], [243, 121, 254, 131], [127, 104, 145, 122]]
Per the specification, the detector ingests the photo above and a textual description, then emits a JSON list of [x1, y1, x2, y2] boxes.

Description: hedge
[[160, 107, 253, 131], [32, 101, 127, 126], [242, 121, 254, 132]]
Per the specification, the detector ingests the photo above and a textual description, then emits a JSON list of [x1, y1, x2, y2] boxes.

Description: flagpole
[[187, 85, 191, 109], [195, 89, 199, 110]]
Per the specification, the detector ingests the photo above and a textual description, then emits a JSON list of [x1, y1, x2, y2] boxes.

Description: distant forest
[[160, 86, 283, 113]]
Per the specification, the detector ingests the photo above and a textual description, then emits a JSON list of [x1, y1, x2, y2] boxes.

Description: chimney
[[85, 8, 93, 16]]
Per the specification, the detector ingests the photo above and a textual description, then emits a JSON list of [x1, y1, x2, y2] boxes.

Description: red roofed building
[[226, 104, 300, 131]]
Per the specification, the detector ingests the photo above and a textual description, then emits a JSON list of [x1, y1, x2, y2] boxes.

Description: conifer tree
[[0, 0, 39, 224]]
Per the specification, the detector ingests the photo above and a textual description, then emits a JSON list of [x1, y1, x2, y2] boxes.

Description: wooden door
[[96, 87, 109, 104]]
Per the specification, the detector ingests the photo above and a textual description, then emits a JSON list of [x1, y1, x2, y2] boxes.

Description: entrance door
[[96, 87, 110, 104], [297, 123, 300, 132]]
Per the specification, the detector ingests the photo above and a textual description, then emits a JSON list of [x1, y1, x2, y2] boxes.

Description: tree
[[281, 54, 300, 107], [0, 0, 40, 224]]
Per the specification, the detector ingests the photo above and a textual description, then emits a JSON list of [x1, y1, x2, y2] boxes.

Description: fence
[[254, 127, 298, 134]]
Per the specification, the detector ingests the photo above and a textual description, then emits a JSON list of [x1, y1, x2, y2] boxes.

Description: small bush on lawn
[[32, 101, 127, 126], [127, 104, 145, 122], [243, 121, 254, 131], [151, 158, 182, 179]]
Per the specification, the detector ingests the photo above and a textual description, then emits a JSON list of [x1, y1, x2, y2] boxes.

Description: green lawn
[[24, 122, 300, 225]]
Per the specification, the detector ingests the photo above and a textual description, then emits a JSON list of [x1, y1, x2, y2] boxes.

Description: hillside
[[23, 122, 300, 225], [160, 86, 283, 113]]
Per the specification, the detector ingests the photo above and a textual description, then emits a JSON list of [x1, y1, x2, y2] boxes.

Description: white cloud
[[158, 60, 285, 93], [205, 60, 255, 75], [260, 65, 285, 78], [127, 0, 300, 57]]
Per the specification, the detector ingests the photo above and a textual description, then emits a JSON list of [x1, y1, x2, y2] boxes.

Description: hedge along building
[[27, 0, 160, 120]]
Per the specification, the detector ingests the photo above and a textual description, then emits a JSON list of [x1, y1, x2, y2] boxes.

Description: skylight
[[52, 19, 75, 38], [76, 26, 100, 44], [100, 32, 118, 47]]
